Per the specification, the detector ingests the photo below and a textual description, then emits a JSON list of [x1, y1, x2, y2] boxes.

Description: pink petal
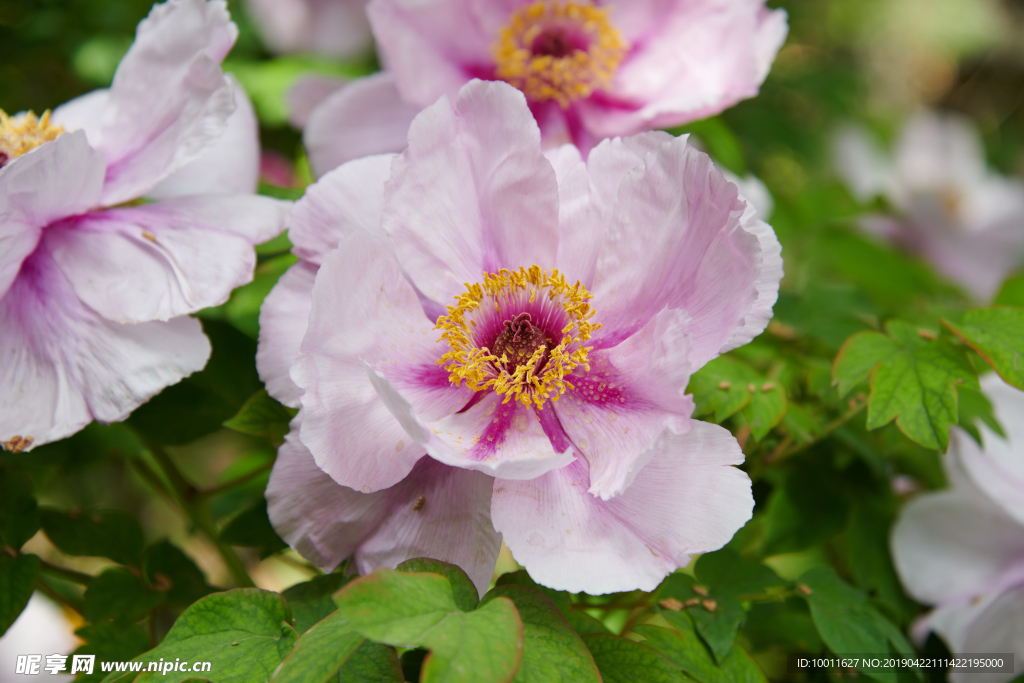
[[896, 110, 987, 194], [267, 414, 501, 595], [303, 73, 420, 178], [147, 76, 260, 197], [84, 0, 240, 205], [287, 74, 348, 128], [292, 231, 471, 492], [578, 2, 788, 137], [555, 307, 694, 500], [289, 154, 395, 266], [0, 251, 209, 448], [256, 261, 316, 408], [0, 132, 105, 299], [491, 421, 753, 594], [890, 484, 1024, 607], [383, 80, 559, 305], [367, 0, 495, 107], [587, 134, 782, 368], [46, 195, 288, 324], [956, 375, 1024, 526], [958, 585, 1024, 683], [245, 0, 373, 58]]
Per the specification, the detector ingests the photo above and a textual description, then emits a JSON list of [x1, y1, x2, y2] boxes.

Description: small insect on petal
[[413, 495, 426, 512]]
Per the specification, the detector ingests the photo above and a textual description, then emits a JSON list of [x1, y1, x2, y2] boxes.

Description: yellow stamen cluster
[[436, 265, 601, 410], [493, 1, 627, 108], [0, 110, 65, 162]]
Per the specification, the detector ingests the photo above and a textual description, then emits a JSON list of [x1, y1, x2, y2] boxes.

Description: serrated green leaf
[[0, 470, 39, 549], [583, 634, 688, 683], [482, 585, 600, 683], [272, 611, 363, 683], [282, 573, 350, 634], [653, 572, 742, 664], [634, 624, 768, 683], [397, 558, 479, 612], [84, 568, 165, 622], [103, 589, 298, 683], [143, 541, 214, 608], [0, 553, 39, 636], [835, 322, 976, 450], [40, 508, 145, 566], [945, 307, 1024, 390], [223, 390, 296, 443], [956, 385, 1005, 444], [687, 356, 787, 440], [335, 569, 523, 683]]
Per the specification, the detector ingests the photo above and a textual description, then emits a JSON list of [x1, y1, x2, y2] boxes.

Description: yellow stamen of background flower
[[0, 110, 65, 162], [435, 265, 601, 410], [493, 1, 627, 108]]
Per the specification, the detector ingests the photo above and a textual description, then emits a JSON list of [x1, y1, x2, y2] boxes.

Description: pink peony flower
[[0, 0, 289, 451], [244, 0, 373, 59], [261, 80, 782, 594], [303, 0, 788, 176], [834, 110, 1024, 301], [891, 374, 1024, 683]]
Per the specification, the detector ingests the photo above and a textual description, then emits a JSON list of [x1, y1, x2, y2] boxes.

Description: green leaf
[[743, 599, 822, 653], [335, 569, 523, 683], [496, 570, 573, 615], [582, 634, 688, 683], [143, 541, 214, 608], [84, 568, 165, 622], [223, 390, 297, 443], [272, 611, 363, 683], [397, 558, 479, 613], [103, 589, 298, 683], [282, 573, 350, 634], [687, 356, 787, 440], [73, 620, 150, 683], [834, 322, 977, 450], [799, 567, 917, 683], [994, 274, 1024, 307], [653, 570, 743, 664], [762, 458, 849, 556], [945, 307, 1024, 390], [337, 641, 404, 683], [634, 625, 768, 683], [481, 585, 601, 683], [957, 385, 1004, 444], [129, 321, 261, 445], [694, 549, 785, 595], [39, 508, 145, 566], [220, 498, 288, 558], [565, 611, 612, 636], [0, 553, 39, 636], [846, 498, 918, 622], [0, 470, 39, 549]]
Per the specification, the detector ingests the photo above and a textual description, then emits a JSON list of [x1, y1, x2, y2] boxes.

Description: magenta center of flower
[[530, 25, 587, 59]]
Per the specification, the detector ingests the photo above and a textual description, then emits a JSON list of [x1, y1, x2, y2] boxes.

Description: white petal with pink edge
[[293, 232, 471, 492], [491, 421, 753, 594], [147, 76, 260, 198], [76, 0, 240, 205], [267, 413, 501, 596], [45, 194, 288, 324], [382, 80, 559, 305], [256, 261, 316, 408], [0, 252, 209, 448], [0, 131, 105, 299], [555, 307, 694, 500], [304, 74, 419, 178]]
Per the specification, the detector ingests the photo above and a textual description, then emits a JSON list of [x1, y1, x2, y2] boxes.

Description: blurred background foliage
[[2, 0, 1024, 680]]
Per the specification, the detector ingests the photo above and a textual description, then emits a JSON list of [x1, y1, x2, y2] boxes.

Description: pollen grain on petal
[[492, 1, 628, 108]]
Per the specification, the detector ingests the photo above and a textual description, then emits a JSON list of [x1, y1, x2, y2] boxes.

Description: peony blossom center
[[435, 265, 601, 409], [0, 110, 65, 169], [492, 1, 628, 108]]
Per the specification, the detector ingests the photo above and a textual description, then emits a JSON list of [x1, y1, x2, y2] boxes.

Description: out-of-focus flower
[[834, 110, 1024, 301], [0, 594, 79, 681], [244, 0, 372, 59], [302, 0, 788, 176], [0, 0, 289, 451], [891, 374, 1024, 683], [261, 79, 782, 594]]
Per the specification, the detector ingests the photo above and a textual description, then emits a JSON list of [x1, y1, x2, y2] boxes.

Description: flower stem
[[144, 441, 255, 588], [768, 397, 868, 463], [196, 461, 273, 500], [38, 558, 93, 585]]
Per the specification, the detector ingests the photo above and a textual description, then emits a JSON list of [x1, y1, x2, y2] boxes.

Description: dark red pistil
[[532, 29, 577, 58], [491, 312, 551, 371]]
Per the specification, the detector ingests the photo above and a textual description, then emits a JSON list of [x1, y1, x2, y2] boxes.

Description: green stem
[[145, 441, 255, 588], [196, 461, 273, 500], [769, 398, 867, 463], [38, 558, 93, 585]]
